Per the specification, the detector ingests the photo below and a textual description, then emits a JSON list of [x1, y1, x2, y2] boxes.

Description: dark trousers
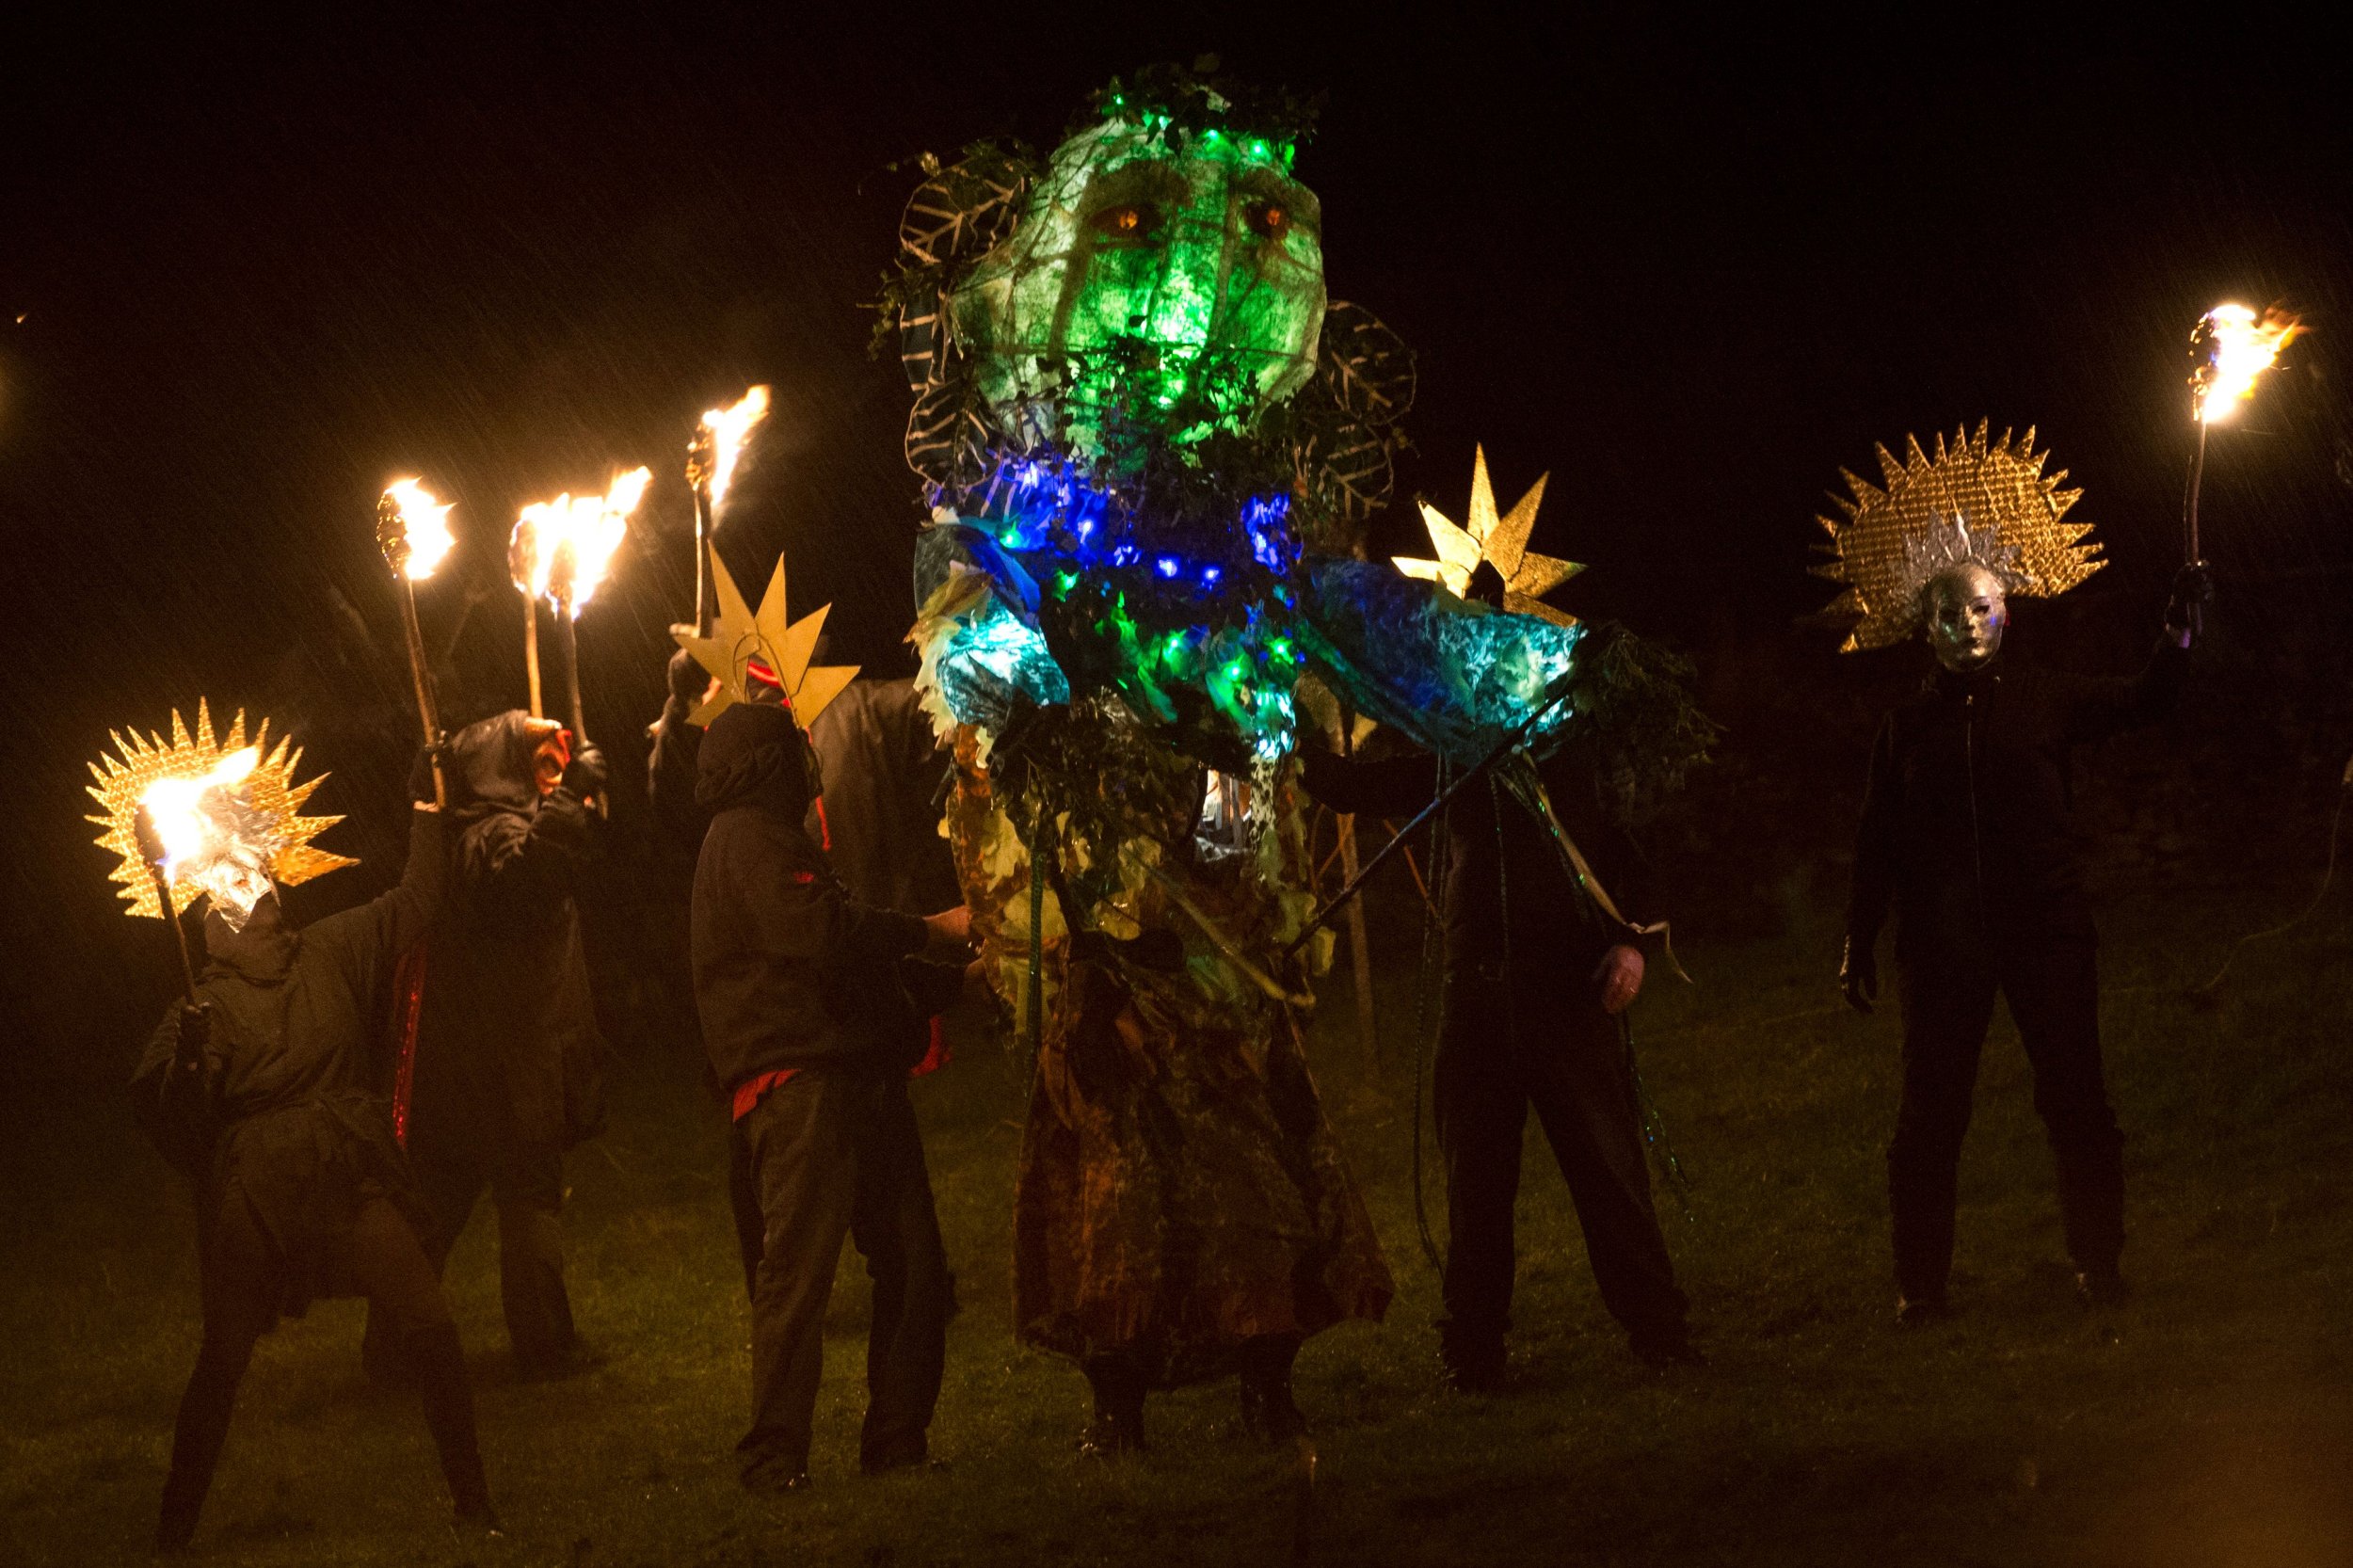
[[1890, 932, 2124, 1301], [411, 1129, 575, 1372], [159, 1196, 488, 1551], [1433, 976, 1687, 1359], [729, 1069, 951, 1480]]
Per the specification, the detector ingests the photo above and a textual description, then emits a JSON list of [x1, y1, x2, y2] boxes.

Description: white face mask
[[1925, 564, 2008, 672]]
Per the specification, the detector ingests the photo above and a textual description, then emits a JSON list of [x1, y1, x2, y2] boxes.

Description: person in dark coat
[[1839, 562, 2208, 1321], [689, 699, 974, 1489], [133, 793, 496, 1554], [1299, 740, 1695, 1390], [802, 676, 960, 917], [373, 712, 607, 1380]]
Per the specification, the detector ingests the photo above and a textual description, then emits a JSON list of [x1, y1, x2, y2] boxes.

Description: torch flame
[[383, 478, 456, 581], [700, 385, 770, 510], [517, 467, 653, 617], [2193, 303, 2305, 424], [139, 746, 260, 874]]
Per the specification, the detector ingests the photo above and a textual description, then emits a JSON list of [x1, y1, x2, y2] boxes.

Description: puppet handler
[[90, 705, 495, 1553], [1301, 450, 1715, 1389], [1816, 424, 2212, 1323]]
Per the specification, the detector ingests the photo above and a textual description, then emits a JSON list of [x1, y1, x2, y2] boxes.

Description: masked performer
[[1818, 425, 2211, 1321], [100, 710, 495, 1552], [1299, 509, 1708, 1386], [367, 712, 608, 1381], [680, 613, 973, 1487]]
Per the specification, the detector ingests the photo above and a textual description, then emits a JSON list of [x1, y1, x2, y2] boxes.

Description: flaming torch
[[527, 467, 652, 747], [2185, 302, 2306, 567], [376, 479, 456, 807], [685, 386, 769, 635]]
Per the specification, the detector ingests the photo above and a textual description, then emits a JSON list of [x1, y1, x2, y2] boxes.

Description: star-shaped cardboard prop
[[88, 700, 355, 920], [1394, 445, 1582, 627], [673, 546, 860, 728]]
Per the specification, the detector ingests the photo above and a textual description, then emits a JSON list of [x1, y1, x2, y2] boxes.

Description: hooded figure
[[131, 794, 495, 1553], [689, 701, 972, 1489], [370, 711, 607, 1380]]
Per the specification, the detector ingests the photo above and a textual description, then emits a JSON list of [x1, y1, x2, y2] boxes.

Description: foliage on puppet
[[884, 62, 1697, 1031]]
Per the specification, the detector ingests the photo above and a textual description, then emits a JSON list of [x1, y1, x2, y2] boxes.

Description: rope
[[2199, 774, 2351, 994]]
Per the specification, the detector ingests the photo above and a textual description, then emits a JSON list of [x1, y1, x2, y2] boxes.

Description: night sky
[[4, 10, 2346, 1083]]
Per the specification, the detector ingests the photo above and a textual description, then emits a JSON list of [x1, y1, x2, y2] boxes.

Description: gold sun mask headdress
[[88, 701, 356, 929], [672, 547, 861, 728], [1812, 421, 2103, 652], [1394, 445, 1583, 627]]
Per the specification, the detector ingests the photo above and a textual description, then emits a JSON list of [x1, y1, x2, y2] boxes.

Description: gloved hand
[[1838, 936, 1878, 1015], [408, 737, 450, 804], [174, 1000, 214, 1066], [667, 647, 708, 705], [2165, 561, 2215, 643], [562, 745, 609, 800]]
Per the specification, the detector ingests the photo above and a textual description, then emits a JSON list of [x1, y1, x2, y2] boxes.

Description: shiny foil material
[[1813, 420, 2103, 652]]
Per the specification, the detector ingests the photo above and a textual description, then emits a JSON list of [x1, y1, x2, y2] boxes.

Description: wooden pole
[[397, 579, 446, 808], [523, 594, 543, 719], [555, 600, 587, 746], [1330, 712, 1377, 1076], [133, 806, 200, 1004]]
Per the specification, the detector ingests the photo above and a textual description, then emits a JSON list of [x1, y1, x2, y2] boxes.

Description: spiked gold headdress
[[673, 547, 860, 728], [88, 701, 356, 923], [1394, 446, 1583, 627], [1813, 421, 2103, 652]]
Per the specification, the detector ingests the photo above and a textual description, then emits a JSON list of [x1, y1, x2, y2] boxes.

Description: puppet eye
[[1088, 202, 1161, 243], [1244, 200, 1289, 240]]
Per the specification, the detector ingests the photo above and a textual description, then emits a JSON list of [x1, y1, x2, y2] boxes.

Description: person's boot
[[2074, 1267, 2131, 1311], [1438, 1329, 1509, 1394], [1628, 1325, 1708, 1369], [406, 1323, 498, 1529], [1080, 1357, 1145, 1457], [1895, 1292, 1955, 1327], [1237, 1336, 1309, 1444]]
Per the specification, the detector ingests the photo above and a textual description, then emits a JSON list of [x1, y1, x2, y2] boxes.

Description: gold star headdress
[[88, 701, 356, 924], [673, 547, 860, 728], [1394, 445, 1583, 627], [1813, 421, 2104, 652]]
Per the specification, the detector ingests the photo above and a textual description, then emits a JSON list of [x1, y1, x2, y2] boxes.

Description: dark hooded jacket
[[131, 807, 444, 1320], [651, 677, 956, 921], [689, 703, 962, 1089], [1301, 744, 1653, 985], [1847, 638, 2187, 960], [411, 712, 605, 1152], [804, 678, 958, 916]]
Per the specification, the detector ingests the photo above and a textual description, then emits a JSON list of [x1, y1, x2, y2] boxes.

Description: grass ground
[[3, 884, 2348, 1567]]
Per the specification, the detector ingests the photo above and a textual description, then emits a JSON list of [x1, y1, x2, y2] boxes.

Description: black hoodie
[[688, 703, 960, 1088], [130, 807, 444, 1320], [411, 711, 605, 1151]]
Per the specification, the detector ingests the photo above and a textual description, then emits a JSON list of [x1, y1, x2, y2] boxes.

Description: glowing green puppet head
[[949, 110, 1326, 434]]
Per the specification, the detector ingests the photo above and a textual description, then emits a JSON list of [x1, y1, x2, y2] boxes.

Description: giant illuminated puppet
[[882, 65, 1650, 1447], [1818, 424, 2209, 1324]]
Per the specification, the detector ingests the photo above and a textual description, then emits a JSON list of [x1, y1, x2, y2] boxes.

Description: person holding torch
[[1817, 424, 2211, 1325], [92, 707, 496, 1552]]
